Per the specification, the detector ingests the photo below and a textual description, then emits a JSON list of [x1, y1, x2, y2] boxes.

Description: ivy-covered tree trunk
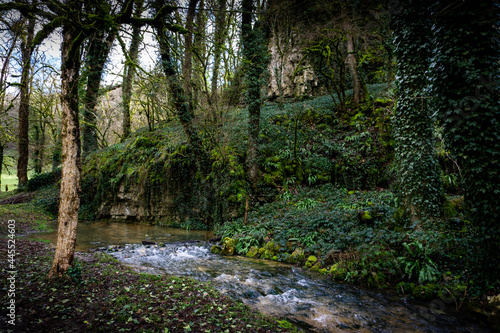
[[430, 1, 500, 283], [392, 0, 442, 224], [82, 27, 116, 155], [121, 0, 144, 140], [48, 17, 83, 278], [182, 0, 199, 97], [242, 0, 267, 186], [17, 15, 35, 188]]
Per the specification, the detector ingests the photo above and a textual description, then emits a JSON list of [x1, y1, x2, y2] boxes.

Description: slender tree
[[17, 12, 35, 188], [0, 17, 18, 191], [210, 0, 227, 106]]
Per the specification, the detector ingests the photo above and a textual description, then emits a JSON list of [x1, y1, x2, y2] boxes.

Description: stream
[[30, 221, 491, 333]]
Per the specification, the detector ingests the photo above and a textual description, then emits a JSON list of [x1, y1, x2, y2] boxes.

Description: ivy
[[391, 0, 443, 223], [428, 1, 500, 285]]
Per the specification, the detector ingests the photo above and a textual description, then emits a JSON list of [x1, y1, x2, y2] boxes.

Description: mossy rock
[[329, 263, 347, 281], [246, 246, 259, 258], [412, 284, 438, 300], [310, 262, 322, 272], [304, 255, 318, 268], [357, 210, 372, 224], [286, 247, 304, 264], [211, 245, 222, 254], [265, 241, 280, 252], [261, 241, 280, 259], [444, 196, 465, 217], [258, 247, 266, 257], [318, 268, 328, 275], [221, 237, 237, 256]]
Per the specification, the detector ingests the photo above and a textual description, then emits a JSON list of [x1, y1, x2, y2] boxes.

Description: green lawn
[[0, 163, 18, 192]]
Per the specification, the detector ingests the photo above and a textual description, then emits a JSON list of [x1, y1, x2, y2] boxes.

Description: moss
[[261, 241, 280, 259], [412, 284, 438, 300], [329, 263, 347, 281], [221, 237, 237, 256], [286, 247, 304, 264], [304, 255, 318, 268], [211, 245, 222, 254], [246, 246, 259, 258], [310, 262, 322, 272]]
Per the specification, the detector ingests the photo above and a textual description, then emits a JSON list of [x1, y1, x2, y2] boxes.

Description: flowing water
[[30, 221, 490, 333]]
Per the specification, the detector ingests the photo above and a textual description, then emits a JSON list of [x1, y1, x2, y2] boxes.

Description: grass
[[0, 162, 18, 192]]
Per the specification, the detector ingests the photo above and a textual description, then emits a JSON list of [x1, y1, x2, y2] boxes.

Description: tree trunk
[[82, 28, 116, 155], [211, 0, 227, 105], [392, 1, 442, 224], [183, 0, 199, 97], [153, 0, 205, 162], [48, 20, 83, 278], [121, 0, 144, 140], [17, 16, 35, 188], [345, 24, 362, 107], [0, 145, 4, 191], [242, 0, 267, 186]]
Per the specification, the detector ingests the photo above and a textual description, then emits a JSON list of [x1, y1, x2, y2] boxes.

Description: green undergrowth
[[75, 89, 394, 226], [214, 183, 492, 305]]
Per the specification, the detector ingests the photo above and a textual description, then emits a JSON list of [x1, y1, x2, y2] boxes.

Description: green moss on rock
[[221, 237, 237, 256], [329, 263, 347, 281], [304, 255, 318, 268], [310, 262, 322, 272], [246, 246, 259, 258], [211, 245, 222, 254], [286, 247, 304, 264]]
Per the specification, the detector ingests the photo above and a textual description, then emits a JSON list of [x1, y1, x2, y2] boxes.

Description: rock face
[[267, 32, 321, 100], [96, 162, 203, 222]]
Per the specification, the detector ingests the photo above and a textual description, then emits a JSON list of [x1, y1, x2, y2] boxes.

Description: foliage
[[25, 167, 61, 192], [391, 0, 443, 222], [397, 238, 440, 285], [428, 1, 500, 285]]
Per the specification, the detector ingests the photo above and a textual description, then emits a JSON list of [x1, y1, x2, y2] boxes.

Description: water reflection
[[28, 220, 213, 251]]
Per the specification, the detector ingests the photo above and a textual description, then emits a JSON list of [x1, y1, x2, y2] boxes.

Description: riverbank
[[213, 184, 500, 331], [0, 201, 296, 332]]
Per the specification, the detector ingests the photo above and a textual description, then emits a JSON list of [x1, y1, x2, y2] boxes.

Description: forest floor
[[0, 198, 297, 333]]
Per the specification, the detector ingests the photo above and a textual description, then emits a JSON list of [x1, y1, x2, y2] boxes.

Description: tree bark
[[182, 0, 199, 97], [48, 19, 83, 278], [211, 0, 227, 105], [121, 0, 144, 140], [242, 0, 267, 186], [82, 28, 116, 155], [17, 16, 35, 188], [153, 0, 205, 162], [344, 23, 362, 106]]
